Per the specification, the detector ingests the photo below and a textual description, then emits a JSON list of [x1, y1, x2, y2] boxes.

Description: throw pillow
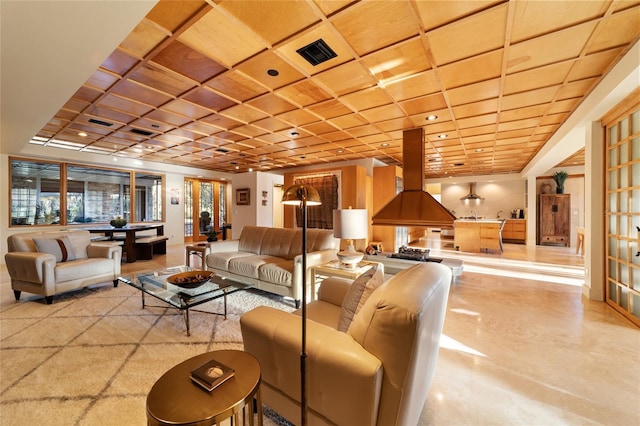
[[33, 237, 77, 263], [337, 264, 384, 332]]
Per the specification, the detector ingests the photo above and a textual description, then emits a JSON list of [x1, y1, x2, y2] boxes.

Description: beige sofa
[[240, 262, 452, 426], [205, 226, 338, 307], [5, 230, 122, 304]]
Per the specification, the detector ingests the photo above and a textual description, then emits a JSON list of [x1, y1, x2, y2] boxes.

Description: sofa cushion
[[33, 237, 77, 263], [288, 228, 337, 259], [207, 251, 255, 271], [54, 257, 114, 282], [337, 264, 383, 332], [258, 259, 294, 286], [238, 226, 269, 254], [228, 255, 281, 279], [260, 228, 296, 259]]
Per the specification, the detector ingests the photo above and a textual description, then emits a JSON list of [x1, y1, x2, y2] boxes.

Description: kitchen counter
[[454, 219, 504, 252]]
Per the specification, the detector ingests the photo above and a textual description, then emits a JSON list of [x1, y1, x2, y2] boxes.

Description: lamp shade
[[281, 184, 321, 206], [333, 209, 368, 239]]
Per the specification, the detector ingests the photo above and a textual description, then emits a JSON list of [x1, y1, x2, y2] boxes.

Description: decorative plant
[[552, 170, 569, 194], [110, 216, 127, 228], [206, 229, 221, 242]]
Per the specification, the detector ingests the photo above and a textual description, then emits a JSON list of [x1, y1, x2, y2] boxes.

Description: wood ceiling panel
[[119, 19, 168, 58], [31, 0, 637, 178], [178, 7, 266, 68], [129, 63, 196, 97], [247, 93, 298, 116], [275, 23, 354, 75], [438, 50, 503, 90], [312, 60, 377, 96], [219, 0, 318, 45], [384, 69, 442, 101], [276, 80, 332, 107], [331, 1, 419, 56], [237, 50, 305, 90], [504, 61, 574, 95], [428, 3, 508, 66], [340, 87, 393, 112], [110, 79, 173, 107], [151, 40, 227, 83], [507, 21, 597, 74], [587, 6, 640, 54]]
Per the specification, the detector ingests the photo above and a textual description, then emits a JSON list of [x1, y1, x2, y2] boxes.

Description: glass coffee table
[[118, 266, 251, 336]]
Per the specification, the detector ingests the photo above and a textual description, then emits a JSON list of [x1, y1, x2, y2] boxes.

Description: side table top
[[147, 349, 260, 425]]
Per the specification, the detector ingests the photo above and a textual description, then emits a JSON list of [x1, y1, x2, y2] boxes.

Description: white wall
[[229, 171, 284, 239], [441, 180, 527, 219]]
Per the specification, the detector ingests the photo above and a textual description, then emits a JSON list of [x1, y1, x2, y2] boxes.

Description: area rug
[[0, 282, 296, 425]]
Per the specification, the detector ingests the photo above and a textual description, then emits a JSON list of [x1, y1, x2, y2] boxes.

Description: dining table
[[83, 223, 165, 263]]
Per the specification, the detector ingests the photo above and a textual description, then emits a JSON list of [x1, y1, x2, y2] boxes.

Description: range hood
[[372, 128, 456, 227], [461, 182, 483, 200]]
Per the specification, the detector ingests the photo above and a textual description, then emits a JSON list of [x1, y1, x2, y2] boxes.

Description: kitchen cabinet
[[538, 194, 570, 246], [454, 220, 502, 252], [502, 219, 526, 243]]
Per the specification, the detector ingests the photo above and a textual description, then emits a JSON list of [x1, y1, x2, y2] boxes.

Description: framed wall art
[[236, 188, 250, 205]]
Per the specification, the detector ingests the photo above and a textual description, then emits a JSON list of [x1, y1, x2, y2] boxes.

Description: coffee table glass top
[[119, 265, 251, 309]]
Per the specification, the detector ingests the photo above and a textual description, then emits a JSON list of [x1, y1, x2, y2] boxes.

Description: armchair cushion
[[33, 237, 77, 263], [337, 264, 384, 332]]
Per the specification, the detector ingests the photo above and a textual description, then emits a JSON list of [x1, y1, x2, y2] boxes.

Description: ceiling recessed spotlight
[[475, 148, 483, 152], [112, 157, 118, 162], [291, 131, 299, 137], [337, 149, 344, 154], [267, 69, 279, 77], [453, 162, 464, 166], [300, 155, 306, 159], [151, 124, 160, 128], [438, 134, 447, 139], [381, 143, 389, 147], [235, 166, 239, 170], [426, 115, 438, 121], [249, 168, 253, 172], [77, 131, 88, 137]]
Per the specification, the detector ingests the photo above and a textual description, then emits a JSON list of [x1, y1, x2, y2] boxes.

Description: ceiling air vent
[[296, 39, 337, 66], [130, 128, 154, 137], [88, 118, 113, 127]]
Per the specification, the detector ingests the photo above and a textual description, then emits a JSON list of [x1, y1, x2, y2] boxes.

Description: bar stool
[[576, 227, 585, 257]]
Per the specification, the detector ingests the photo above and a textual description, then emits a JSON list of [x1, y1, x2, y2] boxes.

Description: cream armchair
[[240, 262, 452, 426], [6, 230, 122, 304]]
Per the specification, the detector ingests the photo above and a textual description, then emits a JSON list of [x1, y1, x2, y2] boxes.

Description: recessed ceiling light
[[426, 115, 438, 121], [337, 149, 344, 154], [112, 157, 118, 162], [300, 155, 306, 159], [475, 148, 483, 152], [267, 69, 279, 76], [438, 134, 447, 139], [77, 132, 88, 137], [151, 124, 160, 128], [291, 131, 299, 137], [381, 143, 389, 147], [249, 168, 253, 172], [235, 166, 239, 170]]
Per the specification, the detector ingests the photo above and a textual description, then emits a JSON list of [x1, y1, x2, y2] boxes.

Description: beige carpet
[[0, 282, 295, 426]]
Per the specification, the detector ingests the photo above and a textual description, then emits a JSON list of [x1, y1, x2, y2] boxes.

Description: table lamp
[[281, 183, 321, 426], [333, 208, 368, 268]]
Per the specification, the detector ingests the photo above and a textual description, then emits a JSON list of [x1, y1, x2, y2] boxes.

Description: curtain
[[294, 175, 338, 229]]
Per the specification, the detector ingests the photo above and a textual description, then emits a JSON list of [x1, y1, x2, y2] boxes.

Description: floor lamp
[[281, 183, 321, 426]]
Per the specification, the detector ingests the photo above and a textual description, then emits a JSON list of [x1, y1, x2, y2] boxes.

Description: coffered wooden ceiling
[[30, 0, 639, 177]]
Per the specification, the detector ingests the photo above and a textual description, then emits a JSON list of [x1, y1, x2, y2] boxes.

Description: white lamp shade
[[333, 209, 368, 239]]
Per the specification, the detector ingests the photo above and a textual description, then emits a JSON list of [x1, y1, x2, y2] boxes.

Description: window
[[9, 158, 165, 227]]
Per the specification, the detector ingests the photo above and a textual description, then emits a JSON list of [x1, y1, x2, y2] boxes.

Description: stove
[[388, 246, 442, 263]]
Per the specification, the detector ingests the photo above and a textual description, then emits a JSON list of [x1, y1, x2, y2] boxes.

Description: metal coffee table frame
[[118, 266, 251, 336]]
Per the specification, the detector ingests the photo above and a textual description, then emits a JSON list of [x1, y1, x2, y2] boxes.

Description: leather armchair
[[240, 262, 452, 426], [6, 230, 122, 304]]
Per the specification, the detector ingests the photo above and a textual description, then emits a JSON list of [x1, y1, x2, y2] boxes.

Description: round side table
[[147, 349, 262, 426]]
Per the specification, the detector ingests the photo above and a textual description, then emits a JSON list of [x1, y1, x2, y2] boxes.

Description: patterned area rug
[[0, 282, 295, 425]]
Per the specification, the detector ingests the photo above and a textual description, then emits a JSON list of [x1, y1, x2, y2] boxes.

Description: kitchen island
[[454, 219, 505, 253]]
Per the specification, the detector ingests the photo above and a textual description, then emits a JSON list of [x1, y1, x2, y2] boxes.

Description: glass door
[[604, 97, 640, 327], [184, 179, 228, 243]]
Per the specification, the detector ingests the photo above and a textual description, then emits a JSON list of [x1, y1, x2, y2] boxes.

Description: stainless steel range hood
[[461, 182, 483, 200], [372, 128, 457, 227]]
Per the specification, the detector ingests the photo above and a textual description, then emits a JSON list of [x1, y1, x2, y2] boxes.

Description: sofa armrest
[[5, 252, 56, 285], [206, 239, 240, 253], [241, 306, 382, 426], [292, 249, 338, 301], [87, 243, 122, 259]]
